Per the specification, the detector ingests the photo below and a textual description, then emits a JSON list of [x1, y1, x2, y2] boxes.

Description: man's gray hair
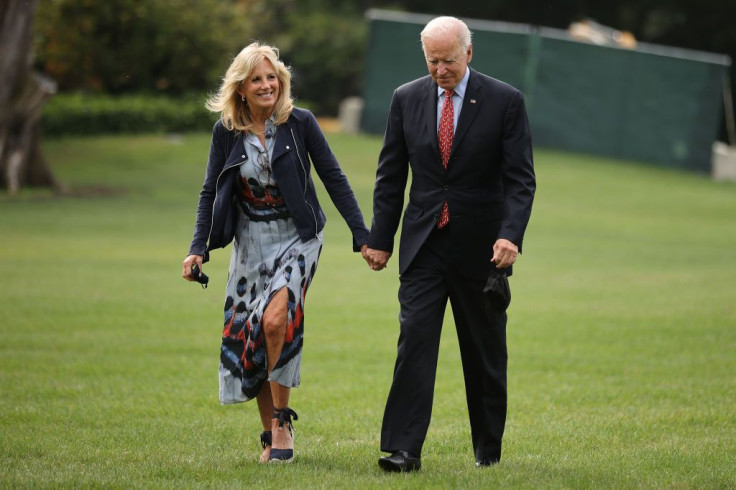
[[420, 16, 473, 51]]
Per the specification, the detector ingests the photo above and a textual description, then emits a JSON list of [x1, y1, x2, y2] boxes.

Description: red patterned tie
[[437, 89, 454, 228]]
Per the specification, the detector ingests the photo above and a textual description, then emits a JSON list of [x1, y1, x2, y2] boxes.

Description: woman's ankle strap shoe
[[272, 407, 299, 430], [260, 430, 272, 449], [269, 448, 294, 463], [270, 407, 298, 463], [272, 407, 298, 438]]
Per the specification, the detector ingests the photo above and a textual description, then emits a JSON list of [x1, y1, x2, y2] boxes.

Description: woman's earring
[[241, 95, 245, 102]]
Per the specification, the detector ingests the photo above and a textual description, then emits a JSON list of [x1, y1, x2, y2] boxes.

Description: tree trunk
[[0, 0, 61, 195]]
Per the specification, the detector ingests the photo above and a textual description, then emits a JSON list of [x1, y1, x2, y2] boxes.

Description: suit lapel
[[422, 78, 441, 161], [451, 68, 482, 158]]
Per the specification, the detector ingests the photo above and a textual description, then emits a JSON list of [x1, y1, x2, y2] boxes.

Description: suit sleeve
[[499, 91, 536, 253], [368, 89, 410, 253]]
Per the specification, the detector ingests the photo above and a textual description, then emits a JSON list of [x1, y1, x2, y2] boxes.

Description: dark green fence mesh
[[361, 10, 731, 173]]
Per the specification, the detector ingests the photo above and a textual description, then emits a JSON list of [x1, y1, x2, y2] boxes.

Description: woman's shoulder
[[285, 107, 320, 136], [211, 118, 240, 141], [209, 119, 242, 155], [290, 106, 314, 120], [210, 118, 227, 138], [212, 118, 230, 134], [288, 106, 314, 121]]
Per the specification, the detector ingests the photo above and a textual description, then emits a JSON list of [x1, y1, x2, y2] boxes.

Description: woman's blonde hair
[[206, 42, 294, 133]]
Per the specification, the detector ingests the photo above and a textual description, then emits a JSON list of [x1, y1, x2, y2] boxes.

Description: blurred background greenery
[[4, 0, 733, 192], [32, 0, 736, 133]]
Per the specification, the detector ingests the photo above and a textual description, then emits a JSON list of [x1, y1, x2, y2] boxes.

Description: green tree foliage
[[246, 0, 367, 114], [34, 0, 367, 114], [33, 0, 735, 119], [34, 0, 250, 94]]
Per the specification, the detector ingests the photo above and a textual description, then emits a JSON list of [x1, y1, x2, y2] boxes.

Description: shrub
[[42, 93, 217, 137]]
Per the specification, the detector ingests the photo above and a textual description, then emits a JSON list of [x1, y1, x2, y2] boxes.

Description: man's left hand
[[491, 239, 518, 269]]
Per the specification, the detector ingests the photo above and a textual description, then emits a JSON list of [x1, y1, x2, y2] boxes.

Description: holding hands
[[361, 244, 391, 271], [360, 238, 519, 272]]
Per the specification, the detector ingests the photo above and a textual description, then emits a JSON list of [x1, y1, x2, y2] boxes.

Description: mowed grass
[[1, 130, 735, 488]]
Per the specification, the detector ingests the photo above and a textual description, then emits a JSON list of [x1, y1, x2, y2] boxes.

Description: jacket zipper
[[206, 159, 246, 249], [290, 127, 319, 238]]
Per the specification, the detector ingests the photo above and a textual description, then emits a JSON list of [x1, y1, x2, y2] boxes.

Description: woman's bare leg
[[256, 383, 274, 462], [263, 288, 289, 373], [261, 288, 294, 453], [269, 383, 292, 451]]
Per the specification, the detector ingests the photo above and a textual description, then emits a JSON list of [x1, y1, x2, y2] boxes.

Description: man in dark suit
[[362, 16, 536, 471]]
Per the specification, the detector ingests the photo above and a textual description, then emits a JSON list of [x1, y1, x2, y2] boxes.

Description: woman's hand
[[182, 254, 204, 281], [362, 245, 391, 271]]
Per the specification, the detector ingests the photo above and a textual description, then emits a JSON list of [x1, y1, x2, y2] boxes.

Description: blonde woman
[[182, 42, 368, 463]]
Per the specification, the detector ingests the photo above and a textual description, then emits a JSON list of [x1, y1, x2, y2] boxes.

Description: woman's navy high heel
[[269, 407, 298, 463]]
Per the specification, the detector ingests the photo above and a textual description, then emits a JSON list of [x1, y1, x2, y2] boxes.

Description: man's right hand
[[362, 247, 392, 271]]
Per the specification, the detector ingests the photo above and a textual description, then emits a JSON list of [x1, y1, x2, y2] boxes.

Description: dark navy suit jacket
[[368, 68, 535, 277]]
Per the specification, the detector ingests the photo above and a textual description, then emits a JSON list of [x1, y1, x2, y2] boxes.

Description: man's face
[[423, 33, 473, 90]]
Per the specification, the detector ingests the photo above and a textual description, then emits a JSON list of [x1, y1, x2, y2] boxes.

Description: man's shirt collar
[[437, 67, 470, 99]]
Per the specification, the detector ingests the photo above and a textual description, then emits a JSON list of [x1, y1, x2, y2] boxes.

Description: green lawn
[[1, 131, 735, 488]]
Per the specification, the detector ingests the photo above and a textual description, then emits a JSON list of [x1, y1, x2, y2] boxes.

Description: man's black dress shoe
[[476, 458, 500, 467], [378, 450, 421, 472]]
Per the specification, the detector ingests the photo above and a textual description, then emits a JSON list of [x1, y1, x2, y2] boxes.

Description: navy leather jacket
[[188, 107, 369, 262]]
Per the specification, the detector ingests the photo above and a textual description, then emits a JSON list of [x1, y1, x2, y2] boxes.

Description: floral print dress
[[219, 124, 322, 405]]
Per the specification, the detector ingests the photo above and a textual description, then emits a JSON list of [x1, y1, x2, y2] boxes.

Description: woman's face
[[239, 59, 280, 114]]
